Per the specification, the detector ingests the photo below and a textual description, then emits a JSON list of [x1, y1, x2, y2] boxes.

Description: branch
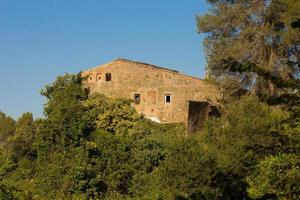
[[220, 57, 300, 90]]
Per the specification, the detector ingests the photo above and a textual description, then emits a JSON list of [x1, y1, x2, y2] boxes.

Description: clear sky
[[0, 0, 210, 119]]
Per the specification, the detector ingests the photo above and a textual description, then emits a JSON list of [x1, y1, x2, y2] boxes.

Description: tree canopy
[[197, 0, 300, 103]]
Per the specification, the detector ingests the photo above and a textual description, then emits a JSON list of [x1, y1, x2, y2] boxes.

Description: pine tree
[[197, 0, 300, 98]]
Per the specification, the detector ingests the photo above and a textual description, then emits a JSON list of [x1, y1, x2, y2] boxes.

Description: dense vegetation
[[0, 73, 298, 199], [0, 0, 299, 199]]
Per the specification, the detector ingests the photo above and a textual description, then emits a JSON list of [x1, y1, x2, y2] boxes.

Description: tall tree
[[197, 0, 300, 99], [37, 73, 89, 151]]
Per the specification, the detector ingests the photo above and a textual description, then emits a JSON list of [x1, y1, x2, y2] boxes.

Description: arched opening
[[88, 74, 93, 82], [96, 73, 102, 81], [187, 101, 220, 133]]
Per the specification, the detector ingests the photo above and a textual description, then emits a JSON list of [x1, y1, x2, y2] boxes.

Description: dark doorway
[[187, 101, 220, 133]]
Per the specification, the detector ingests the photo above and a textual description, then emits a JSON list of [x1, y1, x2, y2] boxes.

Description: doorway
[[187, 101, 220, 133]]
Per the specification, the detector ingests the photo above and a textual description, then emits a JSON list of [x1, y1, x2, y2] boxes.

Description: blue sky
[[0, 0, 210, 119]]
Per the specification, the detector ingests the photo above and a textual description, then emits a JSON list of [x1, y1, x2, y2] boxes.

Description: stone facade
[[83, 58, 219, 131]]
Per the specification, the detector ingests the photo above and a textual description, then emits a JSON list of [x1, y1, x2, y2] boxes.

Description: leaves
[[0, 71, 299, 199], [247, 154, 300, 199], [0, 112, 15, 144], [197, 0, 300, 100]]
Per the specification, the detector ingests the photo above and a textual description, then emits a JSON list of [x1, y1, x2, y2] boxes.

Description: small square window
[[134, 94, 140, 104], [105, 73, 112, 81], [165, 95, 171, 103]]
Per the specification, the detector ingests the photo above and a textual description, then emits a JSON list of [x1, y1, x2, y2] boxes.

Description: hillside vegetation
[[0, 73, 299, 200], [1, 0, 300, 199]]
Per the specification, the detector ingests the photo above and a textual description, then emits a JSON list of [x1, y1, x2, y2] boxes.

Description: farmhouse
[[83, 58, 220, 132]]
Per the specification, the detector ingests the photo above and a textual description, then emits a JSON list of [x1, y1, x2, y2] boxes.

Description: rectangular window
[[134, 94, 141, 104], [105, 73, 112, 81], [165, 94, 171, 103]]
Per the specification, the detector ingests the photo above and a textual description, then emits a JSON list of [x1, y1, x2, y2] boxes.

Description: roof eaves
[[114, 58, 180, 73]]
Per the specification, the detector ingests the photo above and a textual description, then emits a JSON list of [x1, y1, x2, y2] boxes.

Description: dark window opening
[[105, 73, 112, 81], [96, 73, 102, 81], [165, 95, 171, 103], [134, 94, 140, 104]]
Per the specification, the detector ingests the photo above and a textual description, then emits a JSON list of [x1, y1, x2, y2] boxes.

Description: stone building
[[83, 58, 220, 132]]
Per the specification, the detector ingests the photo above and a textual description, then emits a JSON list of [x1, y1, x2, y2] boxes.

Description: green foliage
[[37, 73, 89, 151], [7, 112, 35, 158], [33, 150, 76, 199], [0, 111, 15, 144], [195, 1, 300, 199], [69, 131, 134, 199], [0, 150, 19, 200], [197, 0, 300, 107], [200, 96, 300, 199], [149, 137, 220, 200], [83, 94, 141, 135], [0, 150, 16, 178], [0, 183, 17, 200], [202, 97, 288, 171], [0, 73, 298, 200], [131, 137, 165, 174], [1, 1, 299, 200], [248, 154, 300, 200]]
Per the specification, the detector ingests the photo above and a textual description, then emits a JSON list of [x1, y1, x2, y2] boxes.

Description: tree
[[198, 4, 300, 197], [200, 96, 292, 199], [197, 0, 300, 100], [0, 112, 15, 144], [69, 131, 134, 199], [36, 73, 89, 151], [32, 73, 162, 199], [0, 150, 18, 200], [247, 153, 300, 199], [151, 137, 220, 200], [83, 94, 141, 136], [29, 73, 91, 198], [7, 112, 35, 158]]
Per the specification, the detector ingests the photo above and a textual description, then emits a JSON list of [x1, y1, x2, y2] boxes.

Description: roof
[[86, 58, 204, 81], [114, 58, 179, 73], [113, 58, 203, 81]]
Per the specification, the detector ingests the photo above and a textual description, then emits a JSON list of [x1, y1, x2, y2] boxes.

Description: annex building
[[83, 58, 220, 132]]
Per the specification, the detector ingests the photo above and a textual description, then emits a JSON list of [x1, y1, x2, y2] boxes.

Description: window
[[88, 74, 93, 82], [165, 94, 171, 103], [96, 73, 102, 81], [134, 94, 141, 104], [105, 73, 112, 81]]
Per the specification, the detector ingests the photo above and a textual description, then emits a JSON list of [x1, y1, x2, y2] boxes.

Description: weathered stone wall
[[82, 59, 219, 124]]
